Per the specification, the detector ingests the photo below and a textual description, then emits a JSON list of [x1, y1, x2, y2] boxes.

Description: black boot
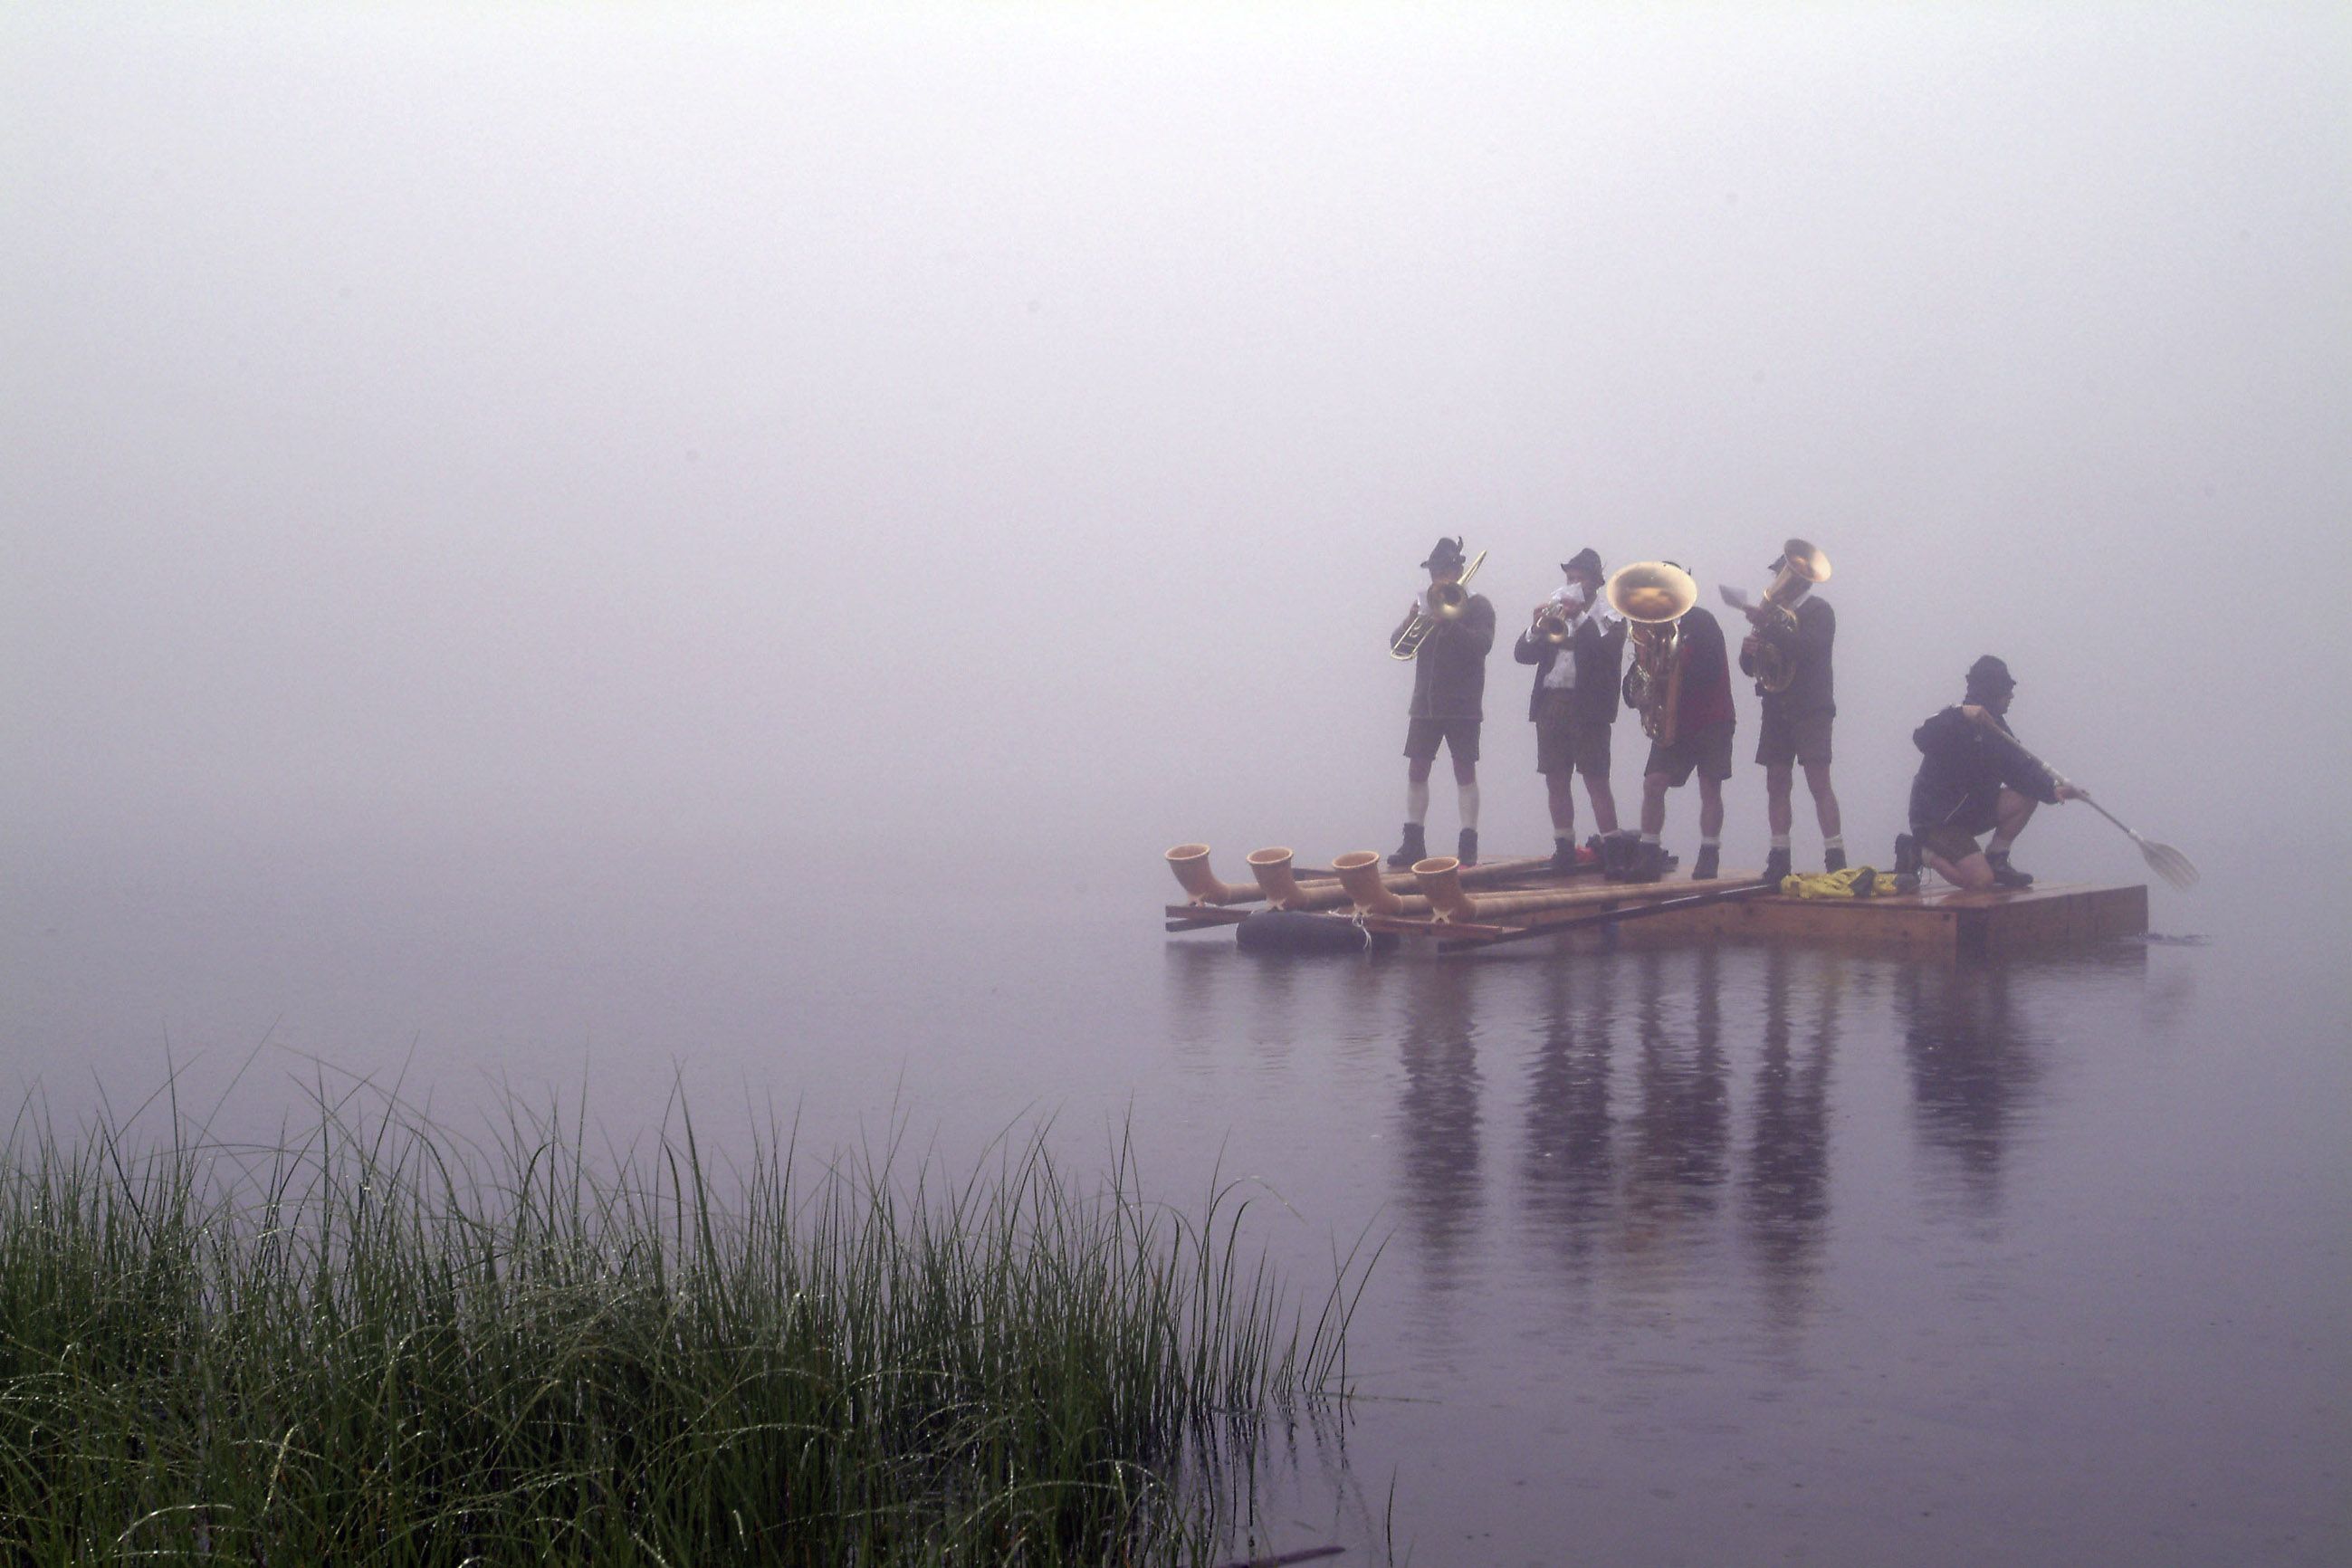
[[1387, 823, 1427, 869], [1985, 849, 2033, 889], [1550, 837, 1579, 873], [1823, 844, 1848, 874], [1627, 840, 1664, 883], [1893, 832, 1920, 877], [1691, 844, 1719, 881], [1763, 846, 1793, 884], [1601, 831, 1636, 882], [1457, 827, 1478, 867]]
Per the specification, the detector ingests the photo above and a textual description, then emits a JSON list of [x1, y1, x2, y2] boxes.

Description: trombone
[[1389, 548, 1487, 660]]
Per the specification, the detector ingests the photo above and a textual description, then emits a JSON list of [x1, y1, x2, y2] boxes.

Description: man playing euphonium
[[1899, 655, 2084, 890], [1734, 542, 1844, 882], [1513, 547, 1625, 872], [1389, 536, 1496, 868]]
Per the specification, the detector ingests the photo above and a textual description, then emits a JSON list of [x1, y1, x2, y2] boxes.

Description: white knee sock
[[1640, 830, 1661, 846], [1458, 783, 1481, 830], [1823, 835, 1844, 853], [1770, 833, 1792, 850], [1406, 780, 1430, 826]]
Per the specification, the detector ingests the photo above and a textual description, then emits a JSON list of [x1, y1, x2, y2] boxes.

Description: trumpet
[[1731, 537, 1831, 693], [1607, 561, 1697, 744], [1530, 585, 1585, 646], [1389, 549, 1487, 660]]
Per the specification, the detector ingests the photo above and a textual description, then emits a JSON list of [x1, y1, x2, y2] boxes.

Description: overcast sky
[[5, 3, 2347, 884]]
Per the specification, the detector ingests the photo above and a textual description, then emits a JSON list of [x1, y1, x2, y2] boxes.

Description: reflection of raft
[[1163, 844, 2147, 957]]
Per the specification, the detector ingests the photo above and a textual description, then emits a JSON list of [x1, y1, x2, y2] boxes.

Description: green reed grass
[[0, 1088, 1367, 1565]]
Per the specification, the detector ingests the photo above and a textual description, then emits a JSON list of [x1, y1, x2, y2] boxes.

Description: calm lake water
[[5, 833, 2346, 1565]]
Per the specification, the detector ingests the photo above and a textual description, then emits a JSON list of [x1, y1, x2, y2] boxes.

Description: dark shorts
[[1644, 719, 1734, 787], [1405, 716, 1481, 763], [1533, 692, 1611, 777], [1917, 823, 1984, 864], [1756, 709, 1833, 768]]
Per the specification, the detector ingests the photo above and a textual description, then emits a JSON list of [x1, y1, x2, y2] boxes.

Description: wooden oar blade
[[2141, 839, 2200, 891]]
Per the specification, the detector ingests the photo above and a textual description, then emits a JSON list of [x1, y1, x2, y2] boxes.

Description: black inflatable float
[[1233, 909, 1390, 955]]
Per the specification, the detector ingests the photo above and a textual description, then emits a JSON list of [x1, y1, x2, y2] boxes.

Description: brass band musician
[[1618, 562, 1735, 883], [1732, 541, 1844, 882], [1388, 537, 1496, 868], [1512, 547, 1625, 873]]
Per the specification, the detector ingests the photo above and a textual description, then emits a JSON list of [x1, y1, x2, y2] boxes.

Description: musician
[[1899, 655, 2084, 890], [1736, 546, 1844, 881], [1513, 547, 1625, 872], [1630, 569, 1735, 882], [1389, 536, 1496, 867]]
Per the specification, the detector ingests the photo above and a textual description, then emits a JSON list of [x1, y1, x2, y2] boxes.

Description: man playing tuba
[[1513, 547, 1625, 872], [1618, 561, 1736, 883], [1388, 536, 1496, 868], [1734, 540, 1844, 882]]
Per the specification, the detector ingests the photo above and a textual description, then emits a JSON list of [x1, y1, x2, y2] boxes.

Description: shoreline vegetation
[[0, 1088, 1368, 1564]]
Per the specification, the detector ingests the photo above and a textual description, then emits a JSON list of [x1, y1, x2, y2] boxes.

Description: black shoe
[[1985, 851, 2033, 889], [1457, 828, 1478, 867], [1387, 823, 1427, 869], [1691, 845, 1720, 881], [1893, 833, 1920, 877], [1550, 838, 1579, 873], [1822, 846, 1848, 874], [1626, 841, 1665, 883], [1599, 832, 1628, 882], [1763, 847, 1793, 884]]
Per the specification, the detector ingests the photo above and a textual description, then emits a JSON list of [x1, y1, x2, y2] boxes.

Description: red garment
[[1668, 607, 1736, 731]]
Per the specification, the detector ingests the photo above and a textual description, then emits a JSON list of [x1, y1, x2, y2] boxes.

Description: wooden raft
[[1166, 865, 2147, 958]]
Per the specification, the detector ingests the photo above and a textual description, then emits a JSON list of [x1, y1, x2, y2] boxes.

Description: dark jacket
[[1393, 594, 1496, 721], [1907, 706, 2060, 835], [1739, 595, 1835, 717], [1512, 611, 1626, 724]]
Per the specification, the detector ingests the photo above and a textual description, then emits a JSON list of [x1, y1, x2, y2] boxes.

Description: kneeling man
[[1901, 655, 2084, 890]]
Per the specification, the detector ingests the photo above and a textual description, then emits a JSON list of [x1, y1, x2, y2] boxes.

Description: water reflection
[[1741, 950, 1836, 1333], [1622, 951, 1731, 1274], [1897, 963, 2045, 1221], [1520, 959, 1617, 1276], [1392, 962, 1483, 1286]]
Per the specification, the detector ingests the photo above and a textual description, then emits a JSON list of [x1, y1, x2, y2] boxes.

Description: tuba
[[1389, 548, 1487, 660], [1743, 538, 1831, 693], [1607, 561, 1697, 745]]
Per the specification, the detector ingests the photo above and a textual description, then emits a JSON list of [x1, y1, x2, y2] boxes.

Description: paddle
[[1974, 718, 2200, 892]]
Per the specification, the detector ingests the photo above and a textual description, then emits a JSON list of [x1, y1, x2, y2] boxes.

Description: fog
[[5, 4, 2347, 883]]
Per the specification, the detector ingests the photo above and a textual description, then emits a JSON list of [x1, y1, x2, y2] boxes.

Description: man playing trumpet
[[1730, 540, 1844, 883], [1389, 536, 1496, 867], [1513, 547, 1625, 872]]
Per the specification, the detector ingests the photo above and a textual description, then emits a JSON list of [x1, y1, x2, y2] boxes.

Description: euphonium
[[1607, 561, 1698, 745], [1745, 538, 1831, 693], [1389, 549, 1487, 660]]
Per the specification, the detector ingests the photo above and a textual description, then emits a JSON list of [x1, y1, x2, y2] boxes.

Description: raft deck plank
[[1611, 879, 2148, 957]]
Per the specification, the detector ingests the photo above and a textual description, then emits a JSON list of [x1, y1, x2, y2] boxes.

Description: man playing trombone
[[1899, 655, 2084, 890], [1513, 547, 1625, 872], [1389, 536, 1496, 867]]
